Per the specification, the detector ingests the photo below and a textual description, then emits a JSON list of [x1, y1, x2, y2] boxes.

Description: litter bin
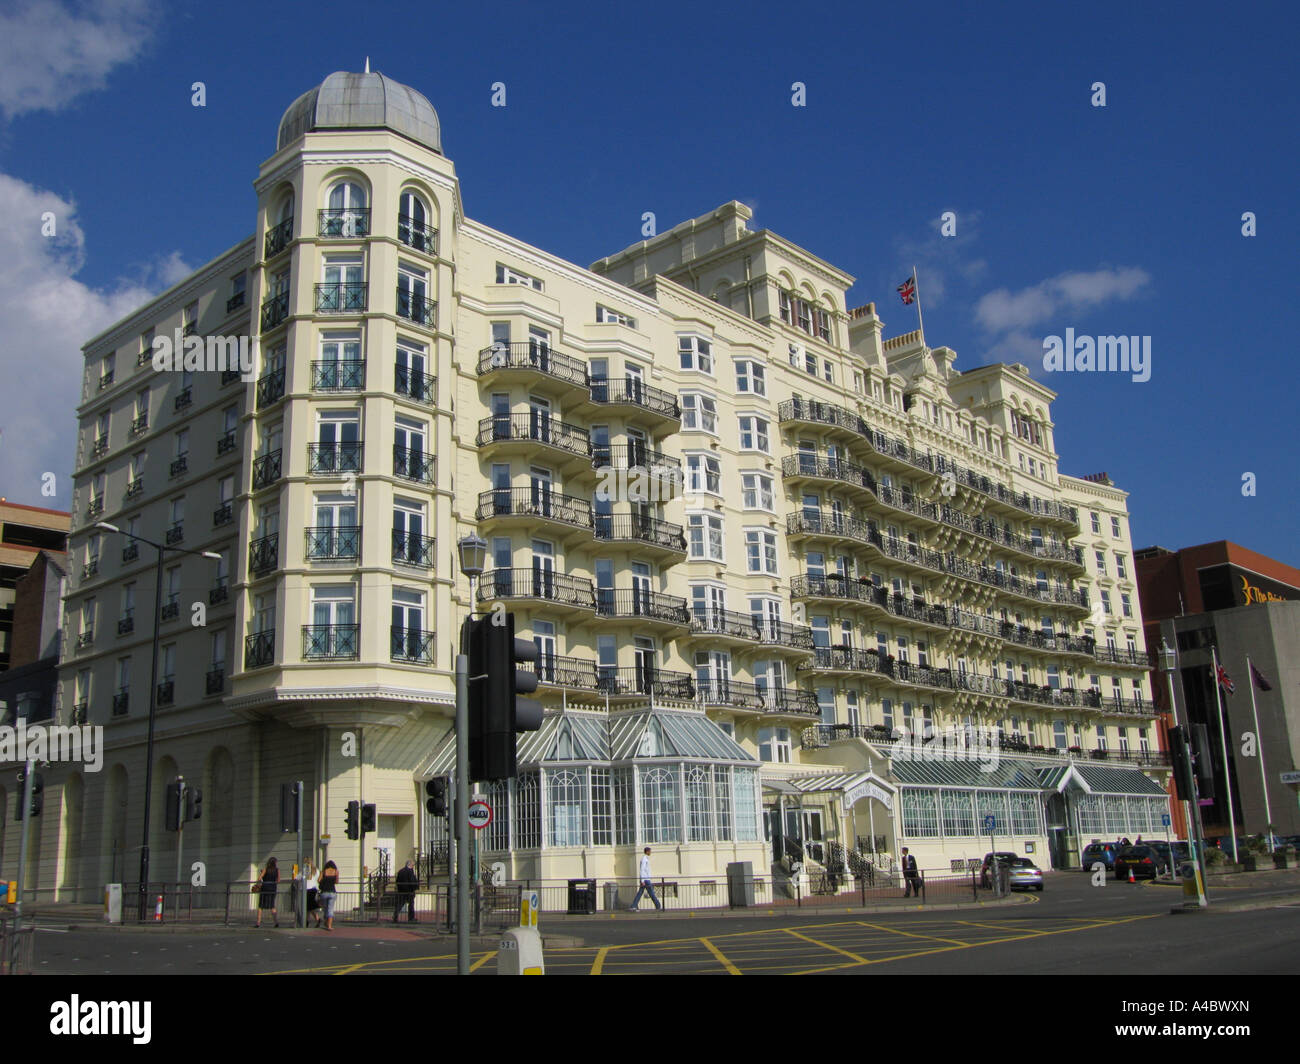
[[566, 878, 596, 915], [726, 861, 755, 908], [603, 882, 620, 911]]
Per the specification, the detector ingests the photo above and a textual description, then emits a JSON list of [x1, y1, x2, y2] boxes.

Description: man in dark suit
[[394, 859, 419, 922], [901, 847, 921, 897]]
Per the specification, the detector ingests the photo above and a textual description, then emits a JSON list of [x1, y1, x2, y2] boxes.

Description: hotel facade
[[9, 71, 1172, 903]]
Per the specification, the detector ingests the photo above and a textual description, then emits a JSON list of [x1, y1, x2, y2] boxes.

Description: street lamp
[[96, 521, 221, 920], [1159, 636, 1208, 907]]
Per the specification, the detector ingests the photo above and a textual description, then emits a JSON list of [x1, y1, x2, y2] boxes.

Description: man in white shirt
[[629, 846, 663, 911]]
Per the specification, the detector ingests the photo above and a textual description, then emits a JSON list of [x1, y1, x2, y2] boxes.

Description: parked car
[[1136, 840, 1185, 875], [1114, 845, 1161, 880], [1081, 841, 1121, 872], [979, 851, 1019, 888], [1008, 857, 1044, 891]]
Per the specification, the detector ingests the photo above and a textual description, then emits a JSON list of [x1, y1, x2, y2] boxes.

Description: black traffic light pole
[[11, 758, 36, 971], [455, 627, 471, 976]]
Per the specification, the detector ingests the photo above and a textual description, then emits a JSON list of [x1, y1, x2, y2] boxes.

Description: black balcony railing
[[157, 680, 174, 706], [87, 497, 104, 518], [122, 542, 139, 563], [396, 289, 436, 326], [477, 568, 597, 610], [308, 441, 364, 474], [595, 666, 694, 701], [161, 601, 179, 621], [696, 678, 767, 711], [529, 654, 601, 690], [213, 502, 233, 528], [595, 588, 690, 625], [397, 214, 439, 255], [305, 525, 361, 561], [256, 367, 285, 408], [391, 626, 435, 665], [248, 532, 279, 576], [395, 364, 437, 404], [91, 436, 108, 458], [251, 449, 281, 490], [70, 702, 88, 725], [689, 607, 768, 643], [226, 291, 246, 313], [165, 523, 184, 545], [124, 479, 143, 499], [393, 444, 435, 483], [174, 387, 192, 411], [761, 687, 821, 716], [206, 668, 225, 695], [315, 282, 368, 313], [221, 367, 242, 385], [217, 429, 237, 456], [318, 208, 371, 238], [130, 414, 148, 436], [112, 690, 129, 716], [303, 623, 360, 660], [593, 513, 687, 552], [209, 584, 229, 606], [98, 372, 114, 391], [82, 559, 99, 579], [244, 629, 274, 669], [311, 360, 365, 391], [753, 618, 816, 651], [778, 398, 932, 473], [261, 291, 289, 329], [170, 454, 188, 477], [1095, 646, 1148, 667], [591, 442, 681, 476], [117, 613, 134, 636], [264, 217, 293, 258], [476, 487, 594, 530], [589, 378, 680, 419], [477, 414, 591, 458], [477, 341, 588, 388], [391, 529, 435, 568]]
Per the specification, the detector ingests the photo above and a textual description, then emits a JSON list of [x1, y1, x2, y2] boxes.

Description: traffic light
[[1191, 723, 1215, 801], [360, 802, 377, 834], [425, 777, 448, 816], [29, 773, 43, 817], [1168, 727, 1194, 802], [345, 799, 360, 841], [467, 612, 543, 781], [280, 783, 299, 833], [165, 781, 183, 831], [185, 786, 202, 823]]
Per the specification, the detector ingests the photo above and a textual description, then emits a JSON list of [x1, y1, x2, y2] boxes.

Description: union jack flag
[[1216, 665, 1235, 695], [897, 275, 917, 304]]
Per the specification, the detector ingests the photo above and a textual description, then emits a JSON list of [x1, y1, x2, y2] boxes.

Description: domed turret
[[277, 71, 441, 154]]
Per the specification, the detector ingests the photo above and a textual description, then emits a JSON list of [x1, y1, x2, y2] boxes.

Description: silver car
[[1008, 857, 1044, 891]]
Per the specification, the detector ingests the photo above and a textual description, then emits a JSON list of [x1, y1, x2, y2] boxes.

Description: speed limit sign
[[467, 800, 493, 830]]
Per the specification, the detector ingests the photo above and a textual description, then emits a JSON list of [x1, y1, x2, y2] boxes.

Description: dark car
[[1114, 845, 1161, 880], [979, 851, 1019, 888], [1081, 842, 1121, 872], [1140, 840, 1190, 875]]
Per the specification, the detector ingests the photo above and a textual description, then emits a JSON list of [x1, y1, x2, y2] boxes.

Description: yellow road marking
[[699, 937, 741, 975], [469, 950, 497, 972], [856, 920, 968, 946], [334, 963, 367, 975], [590, 946, 610, 975], [783, 927, 869, 965]]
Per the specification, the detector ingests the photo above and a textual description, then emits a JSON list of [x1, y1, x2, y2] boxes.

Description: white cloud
[[975, 266, 1151, 333], [0, 0, 156, 119], [0, 172, 188, 508]]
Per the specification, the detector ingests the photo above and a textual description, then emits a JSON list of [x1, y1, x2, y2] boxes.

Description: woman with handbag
[[304, 861, 321, 928], [318, 859, 340, 931], [255, 857, 280, 928]]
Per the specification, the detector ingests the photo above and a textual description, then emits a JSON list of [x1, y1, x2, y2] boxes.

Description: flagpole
[[1246, 656, 1274, 851], [1210, 645, 1239, 863], [912, 265, 926, 346]]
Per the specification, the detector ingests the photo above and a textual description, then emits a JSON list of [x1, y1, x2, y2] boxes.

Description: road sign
[[1280, 771, 1300, 784], [1162, 814, 1171, 827], [982, 815, 996, 832], [467, 800, 493, 830]]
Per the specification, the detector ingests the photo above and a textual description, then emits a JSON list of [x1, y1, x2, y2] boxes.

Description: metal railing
[[396, 289, 436, 326], [264, 216, 293, 257], [0, 918, 35, 974], [260, 291, 289, 330], [594, 513, 686, 551], [251, 449, 281, 489], [595, 588, 690, 624], [256, 367, 285, 407], [248, 532, 279, 576], [308, 441, 364, 474], [476, 487, 594, 530], [302, 623, 359, 660], [206, 668, 225, 695], [477, 341, 588, 387], [392, 529, 435, 568], [398, 214, 439, 255], [589, 378, 680, 419], [391, 626, 435, 665], [393, 444, 435, 483], [318, 207, 371, 238], [477, 568, 597, 609], [244, 629, 274, 668], [305, 525, 361, 561], [213, 502, 233, 527], [395, 364, 437, 404], [314, 282, 368, 313], [593, 665, 694, 700], [311, 359, 365, 391], [592, 442, 680, 475], [477, 413, 591, 457]]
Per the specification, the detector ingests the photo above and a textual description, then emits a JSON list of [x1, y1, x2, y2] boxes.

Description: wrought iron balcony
[[311, 360, 365, 391], [248, 532, 279, 576], [395, 364, 437, 404], [256, 367, 285, 408], [112, 690, 129, 716], [98, 371, 114, 391], [206, 668, 225, 695], [303, 623, 360, 660], [396, 289, 436, 327], [477, 414, 591, 458], [595, 588, 690, 625], [174, 387, 192, 411], [82, 559, 99, 579], [170, 454, 188, 477], [477, 567, 596, 610], [591, 442, 680, 476], [595, 665, 694, 701], [264, 216, 293, 258], [209, 583, 229, 606], [315, 282, 368, 313], [70, 702, 88, 725], [689, 607, 767, 643], [220, 368, 242, 386], [251, 449, 281, 489], [1095, 646, 1148, 667], [161, 600, 179, 621], [165, 523, 184, 545], [122, 542, 139, 562], [391, 626, 435, 665], [1103, 694, 1155, 717], [137, 350, 151, 367], [753, 618, 816, 651], [529, 654, 601, 691], [761, 687, 820, 716], [391, 529, 435, 568], [182, 322, 197, 338], [87, 496, 104, 518], [397, 214, 439, 255], [477, 341, 588, 388], [317, 208, 370, 238], [778, 398, 932, 473], [476, 487, 594, 530], [217, 429, 237, 456], [305, 525, 360, 561], [589, 378, 680, 419], [226, 291, 246, 313], [261, 291, 289, 330], [91, 436, 108, 458], [308, 440, 364, 474], [593, 514, 686, 552], [244, 629, 274, 669], [117, 612, 134, 635], [696, 677, 766, 712], [393, 444, 435, 483], [130, 414, 148, 436], [157, 680, 174, 706]]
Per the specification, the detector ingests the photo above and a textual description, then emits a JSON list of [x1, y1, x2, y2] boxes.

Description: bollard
[[153, 894, 164, 922], [499, 890, 544, 975]]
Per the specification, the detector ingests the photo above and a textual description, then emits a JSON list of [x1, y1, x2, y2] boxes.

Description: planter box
[[1273, 852, 1295, 869], [1204, 863, 1242, 876]]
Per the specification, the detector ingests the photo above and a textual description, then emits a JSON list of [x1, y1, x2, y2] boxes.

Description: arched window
[[639, 766, 679, 843], [322, 181, 370, 237], [685, 766, 712, 841], [398, 190, 436, 253], [546, 767, 588, 847]]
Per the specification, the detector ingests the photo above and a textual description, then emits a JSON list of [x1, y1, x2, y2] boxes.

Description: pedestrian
[[1120, 836, 1131, 847], [255, 857, 280, 928], [901, 847, 921, 897], [304, 861, 321, 928], [318, 859, 339, 931], [394, 859, 419, 922], [628, 846, 662, 911]]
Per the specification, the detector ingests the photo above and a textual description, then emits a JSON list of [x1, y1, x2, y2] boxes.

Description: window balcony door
[[317, 416, 360, 472], [396, 344, 430, 400], [631, 562, 652, 617], [533, 621, 557, 684], [595, 559, 614, 614], [634, 637, 657, 694], [531, 541, 555, 601], [527, 326, 550, 374], [529, 397, 551, 442], [529, 467, 553, 519], [394, 420, 426, 480], [625, 363, 645, 404]]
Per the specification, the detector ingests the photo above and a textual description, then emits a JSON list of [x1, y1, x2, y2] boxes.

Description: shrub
[[1204, 846, 1229, 866]]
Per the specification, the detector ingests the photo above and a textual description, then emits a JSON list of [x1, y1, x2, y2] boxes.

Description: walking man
[[394, 859, 419, 922], [628, 846, 663, 911], [901, 847, 921, 897]]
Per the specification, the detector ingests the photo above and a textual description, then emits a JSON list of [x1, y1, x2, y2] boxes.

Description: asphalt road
[[23, 869, 1300, 976]]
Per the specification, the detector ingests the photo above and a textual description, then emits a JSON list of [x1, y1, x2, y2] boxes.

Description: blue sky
[[0, 0, 1295, 561]]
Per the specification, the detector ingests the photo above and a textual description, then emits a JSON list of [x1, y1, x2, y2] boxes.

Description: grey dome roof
[[277, 71, 441, 153]]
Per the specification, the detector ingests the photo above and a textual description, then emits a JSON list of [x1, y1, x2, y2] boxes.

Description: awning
[[890, 757, 1048, 791], [788, 771, 896, 807], [1072, 763, 1168, 796]]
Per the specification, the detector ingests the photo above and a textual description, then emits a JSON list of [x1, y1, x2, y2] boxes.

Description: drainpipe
[[743, 255, 754, 318]]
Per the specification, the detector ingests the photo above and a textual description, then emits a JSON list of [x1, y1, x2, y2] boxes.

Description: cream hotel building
[[27, 71, 1174, 903]]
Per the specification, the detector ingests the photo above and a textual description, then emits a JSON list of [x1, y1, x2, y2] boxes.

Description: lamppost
[[454, 533, 486, 976], [1159, 637, 1208, 907], [96, 521, 221, 920]]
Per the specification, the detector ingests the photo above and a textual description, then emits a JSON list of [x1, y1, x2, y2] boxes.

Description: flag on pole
[[1216, 664, 1235, 695], [897, 275, 917, 304], [1250, 663, 1273, 691]]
